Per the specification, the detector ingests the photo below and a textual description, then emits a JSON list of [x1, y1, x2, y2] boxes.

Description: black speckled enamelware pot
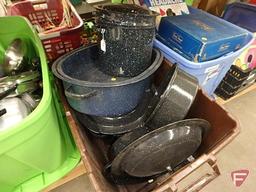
[[52, 45, 163, 117], [147, 65, 199, 128], [95, 4, 158, 77]]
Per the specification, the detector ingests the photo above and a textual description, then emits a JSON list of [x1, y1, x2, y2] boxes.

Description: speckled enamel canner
[[95, 4, 158, 77]]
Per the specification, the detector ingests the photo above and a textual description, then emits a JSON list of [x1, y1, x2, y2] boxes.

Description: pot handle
[[65, 85, 97, 100], [0, 108, 6, 117], [0, 83, 17, 100]]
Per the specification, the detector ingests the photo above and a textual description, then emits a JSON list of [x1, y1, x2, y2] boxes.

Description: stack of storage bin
[[215, 3, 256, 100], [0, 17, 80, 192]]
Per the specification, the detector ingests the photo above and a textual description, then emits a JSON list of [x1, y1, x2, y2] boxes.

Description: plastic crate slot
[[35, 12, 42, 16], [32, 13, 37, 20], [37, 15, 43, 19], [57, 50, 65, 54], [65, 44, 72, 48], [33, 3, 48, 10], [50, 38, 62, 44]]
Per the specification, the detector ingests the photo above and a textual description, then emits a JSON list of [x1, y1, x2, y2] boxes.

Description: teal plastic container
[[70, 0, 82, 5], [0, 16, 80, 192]]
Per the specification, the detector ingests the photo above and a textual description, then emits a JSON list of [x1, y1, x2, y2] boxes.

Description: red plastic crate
[[8, 0, 83, 62], [249, 0, 256, 4]]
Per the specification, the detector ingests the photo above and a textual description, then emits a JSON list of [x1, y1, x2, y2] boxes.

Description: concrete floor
[[51, 90, 256, 192]]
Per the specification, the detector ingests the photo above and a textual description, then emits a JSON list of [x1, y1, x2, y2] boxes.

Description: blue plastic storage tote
[[154, 36, 253, 97], [223, 3, 256, 33], [155, 7, 254, 97]]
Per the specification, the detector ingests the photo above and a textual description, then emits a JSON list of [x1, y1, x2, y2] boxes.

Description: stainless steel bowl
[[3, 39, 27, 75]]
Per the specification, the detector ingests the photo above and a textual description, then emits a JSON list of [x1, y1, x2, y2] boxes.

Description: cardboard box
[[198, 0, 228, 16], [149, 3, 189, 16], [158, 9, 251, 62]]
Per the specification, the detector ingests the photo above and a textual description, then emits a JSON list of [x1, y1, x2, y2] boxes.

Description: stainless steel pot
[[2, 38, 27, 75], [0, 97, 30, 131], [0, 71, 40, 97]]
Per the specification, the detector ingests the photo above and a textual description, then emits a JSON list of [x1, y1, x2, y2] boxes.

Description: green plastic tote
[[0, 16, 80, 192]]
